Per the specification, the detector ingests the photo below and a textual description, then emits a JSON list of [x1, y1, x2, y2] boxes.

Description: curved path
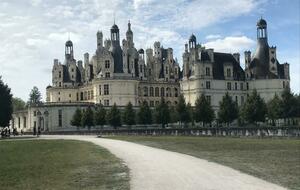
[[42, 135, 286, 190]]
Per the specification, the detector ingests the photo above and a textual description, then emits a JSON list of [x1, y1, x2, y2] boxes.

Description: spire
[[128, 20, 131, 30]]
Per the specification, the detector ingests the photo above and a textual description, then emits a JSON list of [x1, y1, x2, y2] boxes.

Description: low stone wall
[[41, 126, 300, 138]]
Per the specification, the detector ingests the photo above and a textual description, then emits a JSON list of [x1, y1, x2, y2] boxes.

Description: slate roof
[[212, 52, 245, 80]]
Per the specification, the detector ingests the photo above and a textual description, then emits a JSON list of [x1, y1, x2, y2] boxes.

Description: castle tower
[[244, 51, 251, 69], [189, 34, 196, 50], [126, 20, 133, 47], [110, 23, 123, 73], [65, 40, 74, 61], [249, 18, 270, 79], [97, 31, 103, 49]]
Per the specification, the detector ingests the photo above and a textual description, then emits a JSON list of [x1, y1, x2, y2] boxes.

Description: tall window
[[104, 99, 109, 106], [99, 85, 101, 95], [155, 87, 159, 97], [161, 87, 165, 97], [205, 67, 210, 76], [206, 81, 211, 89], [104, 84, 109, 95], [58, 110, 62, 127], [91, 90, 94, 99], [206, 96, 211, 105], [150, 87, 154, 97], [174, 88, 178, 97], [240, 83, 244, 90], [226, 68, 231, 77], [246, 82, 249, 90], [166, 66, 169, 74], [105, 60, 110, 68], [105, 72, 110, 78], [235, 82, 237, 90], [144, 87, 148, 97], [58, 71, 62, 78], [227, 82, 231, 90]]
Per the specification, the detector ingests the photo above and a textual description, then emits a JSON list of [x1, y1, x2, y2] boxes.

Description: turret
[[97, 31, 103, 49], [126, 20, 133, 47], [257, 18, 268, 40], [233, 53, 240, 64], [244, 51, 251, 69], [65, 40, 74, 60], [189, 34, 196, 50]]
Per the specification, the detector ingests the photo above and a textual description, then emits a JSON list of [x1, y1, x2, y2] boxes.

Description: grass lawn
[[0, 139, 129, 190], [110, 136, 300, 190]]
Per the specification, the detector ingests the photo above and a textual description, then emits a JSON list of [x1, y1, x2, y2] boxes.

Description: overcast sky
[[0, 0, 299, 101]]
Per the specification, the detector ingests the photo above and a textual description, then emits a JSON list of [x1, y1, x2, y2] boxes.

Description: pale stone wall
[[12, 103, 92, 132], [181, 78, 247, 110], [248, 79, 290, 102]]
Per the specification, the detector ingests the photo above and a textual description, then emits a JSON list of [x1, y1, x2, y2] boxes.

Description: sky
[[0, 0, 299, 101]]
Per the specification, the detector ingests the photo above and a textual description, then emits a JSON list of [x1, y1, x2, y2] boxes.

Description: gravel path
[[42, 135, 286, 190]]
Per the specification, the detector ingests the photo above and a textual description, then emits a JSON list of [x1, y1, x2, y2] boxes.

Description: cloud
[[204, 36, 255, 53], [205, 34, 222, 40], [0, 0, 298, 101]]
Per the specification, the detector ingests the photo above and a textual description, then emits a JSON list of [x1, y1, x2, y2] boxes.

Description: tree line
[[71, 89, 300, 129], [0, 75, 43, 129]]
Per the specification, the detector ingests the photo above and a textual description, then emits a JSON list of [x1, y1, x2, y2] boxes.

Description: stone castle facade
[[181, 18, 290, 109], [12, 18, 290, 132], [47, 21, 180, 107]]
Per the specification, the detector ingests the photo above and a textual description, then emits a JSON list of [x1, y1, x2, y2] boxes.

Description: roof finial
[[68, 32, 70, 41], [113, 12, 116, 24]]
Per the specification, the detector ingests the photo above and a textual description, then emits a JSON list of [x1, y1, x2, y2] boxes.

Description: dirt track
[[42, 135, 286, 190]]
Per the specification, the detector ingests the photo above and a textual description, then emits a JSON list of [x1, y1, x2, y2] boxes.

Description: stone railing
[[41, 126, 300, 138]]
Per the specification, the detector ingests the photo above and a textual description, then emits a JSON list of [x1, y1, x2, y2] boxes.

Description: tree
[[194, 94, 215, 126], [123, 102, 136, 126], [106, 103, 121, 129], [280, 89, 297, 124], [0, 76, 13, 128], [137, 101, 152, 125], [169, 105, 179, 124], [241, 90, 267, 124], [81, 106, 94, 129], [28, 86, 42, 106], [176, 95, 190, 127], [70, 108, 82, 129], [154, 98, 170, 128], [94, 104, 106, 128], [267, 94, 281, 126], [12, 97, 26, 111], [218, 93, 238, 126]]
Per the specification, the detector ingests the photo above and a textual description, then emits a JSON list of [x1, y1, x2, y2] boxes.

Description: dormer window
[[226, 68, 231, 77], [205, 67, 210, 76], [105, 60, 110, 68]]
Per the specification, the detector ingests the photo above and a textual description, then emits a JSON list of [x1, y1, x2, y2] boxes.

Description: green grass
[[0, 140, 129, 190], [110, 136, 300, 190]]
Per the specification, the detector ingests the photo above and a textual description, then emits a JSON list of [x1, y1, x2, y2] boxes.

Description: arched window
[[161, 87, 165, 97], [174, 88, 178, 97], [150, 87, 154, 97], [144, 87, 148, 97], [155, 87, 159, 97]]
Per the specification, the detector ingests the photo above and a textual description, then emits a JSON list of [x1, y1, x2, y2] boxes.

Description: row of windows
[[204, 81, 249, 91], [139, 100, 178, 107], [79, 90, 94, 101], [140, 87, 179, 97]]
